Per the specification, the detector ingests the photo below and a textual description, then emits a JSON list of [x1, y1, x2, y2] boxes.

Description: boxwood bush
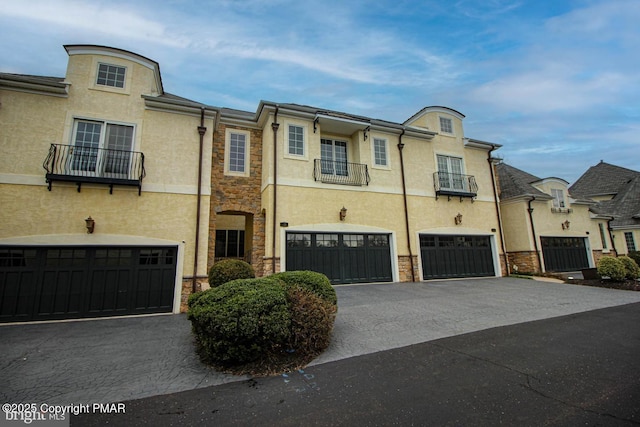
[[618, 255, 640, 280], [286, 286, 336, 356], [271, 270, 337, 306], [597, 256, 626, 281], [188, 270, 337, 373], [628, 251, 640, 268], [208, 259, 255, 288], [188, 277, 290, 365]]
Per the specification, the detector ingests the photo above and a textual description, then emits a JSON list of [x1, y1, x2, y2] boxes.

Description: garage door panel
[[286, 232, 393, 284], [0, 246, 177, 322], [421, 235, 495, 279], [541, 237, 589, 272], [0, 270, 37, 320]]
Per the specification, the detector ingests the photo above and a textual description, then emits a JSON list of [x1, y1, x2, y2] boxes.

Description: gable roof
[[569, 161, 640, 198], [495, 162, 552, 201], [591, 176, 640, 228], [571, 161, 640, 229]]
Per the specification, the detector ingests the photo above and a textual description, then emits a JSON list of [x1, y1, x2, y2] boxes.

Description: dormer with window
[[531, 178, 573, 213], [40, 45, 167, 194]]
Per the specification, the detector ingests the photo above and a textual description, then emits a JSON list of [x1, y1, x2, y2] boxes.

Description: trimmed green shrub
[[208, 259, 255, 288], [286, 286, 337, 356], [597, 256, 626, 281], [271, 270, 337, 306], [188, 277, 290, 365], [618, 256, 640, 280], [628, 251, 640, 268]]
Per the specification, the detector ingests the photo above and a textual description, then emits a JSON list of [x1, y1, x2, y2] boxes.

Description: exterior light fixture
[[455, 213, 463, 225], [339, 207, 347, 221], [562, 220, 570, 230], [85, 216, 95, 234]]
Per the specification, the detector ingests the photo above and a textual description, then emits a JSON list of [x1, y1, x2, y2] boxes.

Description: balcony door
[[70, 120, 134, 179], [437, 155, 464, 191], [321, 139, 348, 176]]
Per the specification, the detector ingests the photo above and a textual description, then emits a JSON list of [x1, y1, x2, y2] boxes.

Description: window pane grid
[[97, 64, 126, 88], [229, 133, 246, 173], [374, 138, 387, 166], [288, 125, 304, 156]]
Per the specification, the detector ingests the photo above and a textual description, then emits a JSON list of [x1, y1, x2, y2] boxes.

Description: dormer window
[[439, 117, 453, 134], [551, 188, 565, 208], [96, 63, 126, 88]]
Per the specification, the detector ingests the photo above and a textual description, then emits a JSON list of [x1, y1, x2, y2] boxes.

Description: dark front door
[[0, 246, 177, 323], [286, 232, 392, 284], [540, 237, 589, 272], [420, 234, 495, 279]]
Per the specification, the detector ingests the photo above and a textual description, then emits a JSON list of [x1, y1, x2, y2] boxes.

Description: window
[[287, 233, 311, 248], [321, 139, 348, 176], [625, 232, 636, 252], [316, 234, 339, 247], [436, 154, 464, 190], [225, 129, 250, 176], [288, 125, 304, 156], [599, 223, 608, 249], [215, 230, 245, 258], [71, 119, 134, 178], [96, 63, 126, 88], [551, 189, 565, 208], [439, 117, 453, 134], [373, 138, 388, 167]]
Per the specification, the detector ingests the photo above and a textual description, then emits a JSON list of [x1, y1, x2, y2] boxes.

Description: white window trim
[[551, 188, 566, 208], [224, 128, 250, 177], [284, 122, 308, 160], [89, 58, 132, 95], [371, 137, 390, 170], [439, 116, 454, 136]]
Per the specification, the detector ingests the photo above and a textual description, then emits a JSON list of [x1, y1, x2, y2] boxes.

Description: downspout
[[271, 106, 280, 274], [607, 218, 618, 256], [397, 129, 416, 282], [527, 197, 543, 273], [193, 107, 208, 293], [488, 149, 509, 275]]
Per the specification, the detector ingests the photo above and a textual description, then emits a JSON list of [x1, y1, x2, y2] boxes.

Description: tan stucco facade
[[0, 46, 215, 314], [499, 177, 611, 273], [255, 105, 505, 281]]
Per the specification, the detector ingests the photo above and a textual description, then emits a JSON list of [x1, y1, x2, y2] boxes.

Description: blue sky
[[1, 0, 638, 184]]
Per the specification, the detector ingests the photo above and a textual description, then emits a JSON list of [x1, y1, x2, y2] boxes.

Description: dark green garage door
[[420, 234, 495, 279], [286, 232, 393, 284], [0, 246, 177, 323], [540, 237, 589, 272]]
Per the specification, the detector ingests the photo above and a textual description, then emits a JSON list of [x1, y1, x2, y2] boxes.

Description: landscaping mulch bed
[[565, 278, 640, 291]]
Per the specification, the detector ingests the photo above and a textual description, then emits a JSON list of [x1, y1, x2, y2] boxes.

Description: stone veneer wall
[[207, 124, 265, 273], [592, 250, 616, 266], [507, 251, 541, 274], [398, 255, 419, 282]]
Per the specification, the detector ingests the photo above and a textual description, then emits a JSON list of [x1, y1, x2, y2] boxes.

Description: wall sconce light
[[339, 206, 347, 221], [454, 213, 463, 225], [85, 216, 95, 234], [562, 220, 570, 230]]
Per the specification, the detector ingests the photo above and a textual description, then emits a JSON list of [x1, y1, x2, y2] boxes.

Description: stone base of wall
[[497, 253, 508, 277], [397, 255, 419, 282], [592, 250, 617, 266], [180, 276, 208, 313], [507, 251, 540, 275], [261, 257, 281, 276]]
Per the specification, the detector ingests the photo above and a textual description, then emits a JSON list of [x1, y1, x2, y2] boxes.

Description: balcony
[[43, 144, 145, 195], [433, 171, 478, 201], [313, 159, 370, 186]]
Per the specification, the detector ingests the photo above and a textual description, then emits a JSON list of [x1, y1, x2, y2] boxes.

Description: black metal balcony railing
[[43, 144, 146, 195], [433, 171, 478, 199], [313, 159, 370, 186]]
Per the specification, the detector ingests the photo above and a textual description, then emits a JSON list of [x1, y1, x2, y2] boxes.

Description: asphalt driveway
[[1, 277, 640, 406]]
